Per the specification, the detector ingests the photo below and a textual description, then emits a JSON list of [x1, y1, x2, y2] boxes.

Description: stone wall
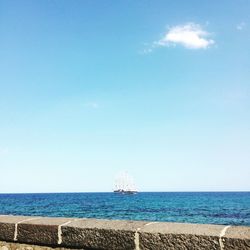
[[0, 215, 249, 250]]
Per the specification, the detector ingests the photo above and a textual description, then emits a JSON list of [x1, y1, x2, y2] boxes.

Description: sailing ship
[[113, 172, 138, 194]]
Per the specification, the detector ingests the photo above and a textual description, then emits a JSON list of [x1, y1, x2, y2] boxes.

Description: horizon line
[[0, 190, 249, 195]]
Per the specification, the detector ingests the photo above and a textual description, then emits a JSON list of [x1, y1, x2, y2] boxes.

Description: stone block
[[0, 216, 34, 242], [222, 226, 250, 250], [62, 218, 147, 250], [17, 217, 71, 246], [139, 222, 224, 250]]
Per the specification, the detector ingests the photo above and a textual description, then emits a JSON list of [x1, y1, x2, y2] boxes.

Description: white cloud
[[157, 23, 215, 49], [84, 102, 99, 109], [140, 23, 215, 53], [237, 22, 246, 30], [141, 23, 215, 53]]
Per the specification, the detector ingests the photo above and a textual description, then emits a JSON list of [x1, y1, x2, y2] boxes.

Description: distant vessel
[[114, 172, 138, 194]]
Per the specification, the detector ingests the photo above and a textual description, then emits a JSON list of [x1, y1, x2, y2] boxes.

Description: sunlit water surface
[[0, 192, 249, 226]]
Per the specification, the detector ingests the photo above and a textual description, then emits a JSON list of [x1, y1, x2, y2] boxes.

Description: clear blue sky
[[0, 0, 250, 192]]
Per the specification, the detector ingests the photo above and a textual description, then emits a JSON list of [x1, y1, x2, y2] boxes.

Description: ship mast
[[114, 172, 138, 194]]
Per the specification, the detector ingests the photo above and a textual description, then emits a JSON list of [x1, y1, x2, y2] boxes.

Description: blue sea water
[[0, 192, 249, 226]]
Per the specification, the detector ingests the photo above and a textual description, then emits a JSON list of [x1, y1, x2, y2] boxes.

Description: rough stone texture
[[139, 222, 224, 250], [222, 226, 250, 250], [0, 241, 77, 250], [139, 232, 221, 250], [0, 216, 35, 242], [1, 215, 250, 250], [62, 218, 147, 250], [17, 217, 71, 246]]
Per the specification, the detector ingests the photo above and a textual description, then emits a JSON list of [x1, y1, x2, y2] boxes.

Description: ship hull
[[113, 190, 137, 194]]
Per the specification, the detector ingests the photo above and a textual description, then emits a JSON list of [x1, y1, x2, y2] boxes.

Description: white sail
[[114, 172, 138, 194]]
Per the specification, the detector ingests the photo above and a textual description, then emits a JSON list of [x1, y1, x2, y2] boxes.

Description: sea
[[0, 192, 249, 226]]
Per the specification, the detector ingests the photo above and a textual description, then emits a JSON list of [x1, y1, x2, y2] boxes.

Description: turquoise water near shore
[[0, 192, 249, 226]]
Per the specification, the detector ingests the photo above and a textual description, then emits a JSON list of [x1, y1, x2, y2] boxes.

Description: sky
[[0, 0, 250, 193]]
